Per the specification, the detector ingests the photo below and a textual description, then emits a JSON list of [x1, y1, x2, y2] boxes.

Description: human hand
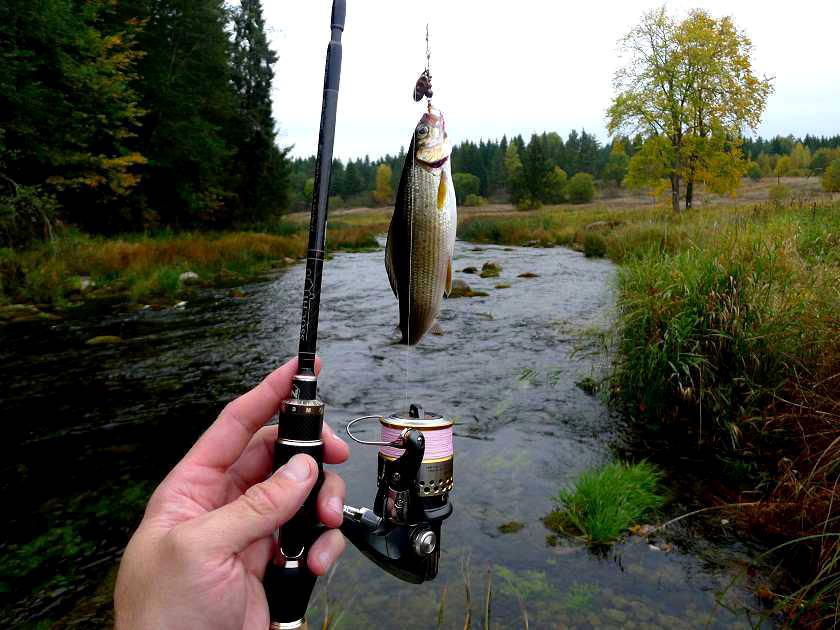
[[114, 358, 350, 630]]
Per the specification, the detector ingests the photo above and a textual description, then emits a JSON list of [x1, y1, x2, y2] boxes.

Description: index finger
[[182, 357, 321, 470]]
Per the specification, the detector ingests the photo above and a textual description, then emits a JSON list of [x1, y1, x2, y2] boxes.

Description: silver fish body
[[385, 111, 457, 345]]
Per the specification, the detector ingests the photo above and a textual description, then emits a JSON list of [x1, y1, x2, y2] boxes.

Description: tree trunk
[[671, 175, 681, 212], [685, 179, 693, 209]]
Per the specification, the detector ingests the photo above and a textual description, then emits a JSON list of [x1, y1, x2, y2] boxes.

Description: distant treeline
[[742, 135, 840, 179], [1, 0, 287, 247], [289, 130, 619, 210], [288, 131, 840, 211]]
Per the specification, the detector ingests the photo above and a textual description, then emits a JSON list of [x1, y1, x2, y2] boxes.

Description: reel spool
[[378, 405, 454, 498]]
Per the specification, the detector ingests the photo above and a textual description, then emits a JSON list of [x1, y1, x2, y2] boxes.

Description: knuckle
[[242, 480, 285, 517]]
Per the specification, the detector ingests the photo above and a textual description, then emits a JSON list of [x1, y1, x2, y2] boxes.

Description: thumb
[[185, 454, 318, 556]]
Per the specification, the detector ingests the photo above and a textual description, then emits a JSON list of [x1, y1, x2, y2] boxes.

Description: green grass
[[0, 218, 388, 306], [544, 461, 665, 545], [582, 232, 607, 258]]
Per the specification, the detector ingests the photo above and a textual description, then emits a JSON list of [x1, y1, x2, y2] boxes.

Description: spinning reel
[[342, 404, 454, 583]]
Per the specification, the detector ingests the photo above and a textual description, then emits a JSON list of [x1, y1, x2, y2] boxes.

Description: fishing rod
[[264, 5, 453, 627], [263, 1, 345, 628]]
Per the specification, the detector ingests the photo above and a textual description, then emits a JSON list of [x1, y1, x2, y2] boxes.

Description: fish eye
[[417, 125, 430, 137]]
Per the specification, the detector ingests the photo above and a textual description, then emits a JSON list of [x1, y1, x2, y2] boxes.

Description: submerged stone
[[480, 261, 502, 278], [86, 336, 123, 346], [498, 521, 526, 534]]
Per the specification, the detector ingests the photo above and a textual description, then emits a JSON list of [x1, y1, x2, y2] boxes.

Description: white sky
[[264, 1, 840, 161]]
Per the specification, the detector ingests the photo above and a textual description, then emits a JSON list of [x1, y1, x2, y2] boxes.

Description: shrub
[[515, 197, 541, 211], [462, 193, 487, 207], [0, 185, 58, 250], [823, 159, 840, 193], [582, 232, 607, 258], [453, 172, 481, 204], [747, 161, 763, 181], [544, 461, 664, 545], [564, 173, 595, 204]]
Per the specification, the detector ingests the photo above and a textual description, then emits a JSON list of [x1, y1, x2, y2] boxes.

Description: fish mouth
[[417, 155, 449, 169]]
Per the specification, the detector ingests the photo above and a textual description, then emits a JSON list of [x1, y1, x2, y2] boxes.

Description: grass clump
[[544, 461, 664, 546], [582, 232, 607, 258]]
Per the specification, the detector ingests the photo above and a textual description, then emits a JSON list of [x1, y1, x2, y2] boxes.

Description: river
[[0, 241, 766, 628]]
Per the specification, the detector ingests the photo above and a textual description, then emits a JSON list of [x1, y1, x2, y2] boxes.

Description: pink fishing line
[[380, 424, 453, 461]]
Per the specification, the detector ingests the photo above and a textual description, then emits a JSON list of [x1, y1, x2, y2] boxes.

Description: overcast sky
[[264, 1, 840, 161]]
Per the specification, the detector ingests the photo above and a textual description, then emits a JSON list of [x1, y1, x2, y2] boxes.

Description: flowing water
[[0, 242, 766, 628]]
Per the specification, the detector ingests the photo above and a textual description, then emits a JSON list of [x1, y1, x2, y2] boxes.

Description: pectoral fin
[[445, 257, 453, 296], [437, 173, 447, 210]]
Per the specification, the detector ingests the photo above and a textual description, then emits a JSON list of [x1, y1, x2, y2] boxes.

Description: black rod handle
[[266, 399, 325, 628]]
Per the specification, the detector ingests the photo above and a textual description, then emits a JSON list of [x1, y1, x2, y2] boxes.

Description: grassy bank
[[0, 218, 386, 307], [461, 201, 840, 623]]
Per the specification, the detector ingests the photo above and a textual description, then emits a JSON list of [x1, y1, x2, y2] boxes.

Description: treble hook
[[413, 24, 433, 106]]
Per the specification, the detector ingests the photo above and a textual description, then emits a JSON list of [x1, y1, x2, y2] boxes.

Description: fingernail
[[331, 429, 347, 447], [280, 455, 312, 482], [328, 496, 343, 519]]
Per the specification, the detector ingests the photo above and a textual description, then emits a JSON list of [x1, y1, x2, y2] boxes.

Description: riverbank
[[461, 200, 840, 625], [0, 219, 386, 311]]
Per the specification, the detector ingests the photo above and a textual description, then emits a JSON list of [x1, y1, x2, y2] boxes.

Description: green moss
[[480, 262, 501, 278], [497, 521, 526, 534], [544, 461, 664, 545], [561, 583, 600, 613]]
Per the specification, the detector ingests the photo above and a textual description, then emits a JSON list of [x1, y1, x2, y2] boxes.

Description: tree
[[608, 7, 772, 211], [504, 142, 526, 204], [823, 159, 840, 193], [545, 167, 568, 203], [521, 134, 552, 204], [604, 140, 630, 186], [774, 155, 792, 182], [624, 135, 671, 203], [229, 0, 289, 221], [747, 161, 762, 181], [811, 148, 840, 177], [452, 173, 480, 205], [133, 0, 240, 227], [372, 164, 394, 205], [565, 173, 595, 204], [789, 143, 811, 176], [0, 0, 146, 231]]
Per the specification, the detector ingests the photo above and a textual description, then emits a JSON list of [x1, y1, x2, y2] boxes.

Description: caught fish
[[385, 110, 457, 345]]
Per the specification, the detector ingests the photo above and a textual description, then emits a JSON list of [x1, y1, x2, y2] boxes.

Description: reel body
[[342, 404, 453, 583]]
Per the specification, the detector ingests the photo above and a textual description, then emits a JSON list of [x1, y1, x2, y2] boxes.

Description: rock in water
[[480, 262, 502, 278], [86, 336, 123, 346]]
